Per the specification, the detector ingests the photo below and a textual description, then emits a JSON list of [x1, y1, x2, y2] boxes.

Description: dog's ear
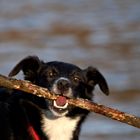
[[84, 66, 109, 95], [8, 56, 41, 81]]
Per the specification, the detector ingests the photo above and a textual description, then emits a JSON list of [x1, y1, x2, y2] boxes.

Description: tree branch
[[0, 74, 140, 129]]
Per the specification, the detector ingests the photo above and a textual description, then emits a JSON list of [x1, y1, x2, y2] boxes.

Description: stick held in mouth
[[0, 74, 140, 129]]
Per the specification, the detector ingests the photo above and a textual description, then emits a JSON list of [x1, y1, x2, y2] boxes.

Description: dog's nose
[[57, 79, 70, 92]]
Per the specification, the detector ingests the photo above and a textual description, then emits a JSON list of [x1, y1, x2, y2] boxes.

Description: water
[[0, 0, 140, 139]]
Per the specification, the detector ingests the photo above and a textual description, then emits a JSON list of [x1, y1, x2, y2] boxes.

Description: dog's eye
[[48, 70, 57, 78], [49, 72, 54, 77], [73, 76, 81, 82]]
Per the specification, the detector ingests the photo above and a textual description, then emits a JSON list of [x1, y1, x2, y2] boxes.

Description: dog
[[0, 56, 109, 140]]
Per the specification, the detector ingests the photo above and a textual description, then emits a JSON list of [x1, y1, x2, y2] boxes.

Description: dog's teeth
[[53, 101, 68, 109]]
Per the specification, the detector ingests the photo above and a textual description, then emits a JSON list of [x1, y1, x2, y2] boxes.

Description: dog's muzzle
[[50, 78, 72, 116]]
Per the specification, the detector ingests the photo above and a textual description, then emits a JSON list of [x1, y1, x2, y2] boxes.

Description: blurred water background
[[0, 0, 140, 139]]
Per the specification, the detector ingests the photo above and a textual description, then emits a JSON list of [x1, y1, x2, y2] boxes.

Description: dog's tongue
[[56, 96, 67, 106]]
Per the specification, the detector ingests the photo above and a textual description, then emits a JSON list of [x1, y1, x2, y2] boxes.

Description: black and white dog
[[0, 56, 109, 140]]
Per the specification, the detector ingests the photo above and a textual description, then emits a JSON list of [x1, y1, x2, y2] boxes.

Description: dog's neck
[[41, 114, 81, 140]]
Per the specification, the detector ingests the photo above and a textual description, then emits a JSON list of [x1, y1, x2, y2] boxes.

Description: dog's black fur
[[0, 56, 109, 140]]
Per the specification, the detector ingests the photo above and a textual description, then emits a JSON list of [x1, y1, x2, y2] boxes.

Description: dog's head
[[9, 56, 109, 117]]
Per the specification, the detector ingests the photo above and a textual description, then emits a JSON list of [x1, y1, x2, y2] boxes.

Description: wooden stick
[[0, 74, 140, 129]]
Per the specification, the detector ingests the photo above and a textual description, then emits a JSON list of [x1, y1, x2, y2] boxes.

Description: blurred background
[[0, 0, 139, 139]]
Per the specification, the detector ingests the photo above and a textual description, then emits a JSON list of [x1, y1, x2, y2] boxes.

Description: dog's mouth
[[50, 96, 69, 116], [54, 96, 68, 109]]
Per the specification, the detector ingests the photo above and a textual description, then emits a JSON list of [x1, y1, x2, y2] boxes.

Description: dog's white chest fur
[[42, 115, 80, 140]]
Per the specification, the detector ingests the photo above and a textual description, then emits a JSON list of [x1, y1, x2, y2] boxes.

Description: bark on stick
[[0, 74, 140, 129]]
